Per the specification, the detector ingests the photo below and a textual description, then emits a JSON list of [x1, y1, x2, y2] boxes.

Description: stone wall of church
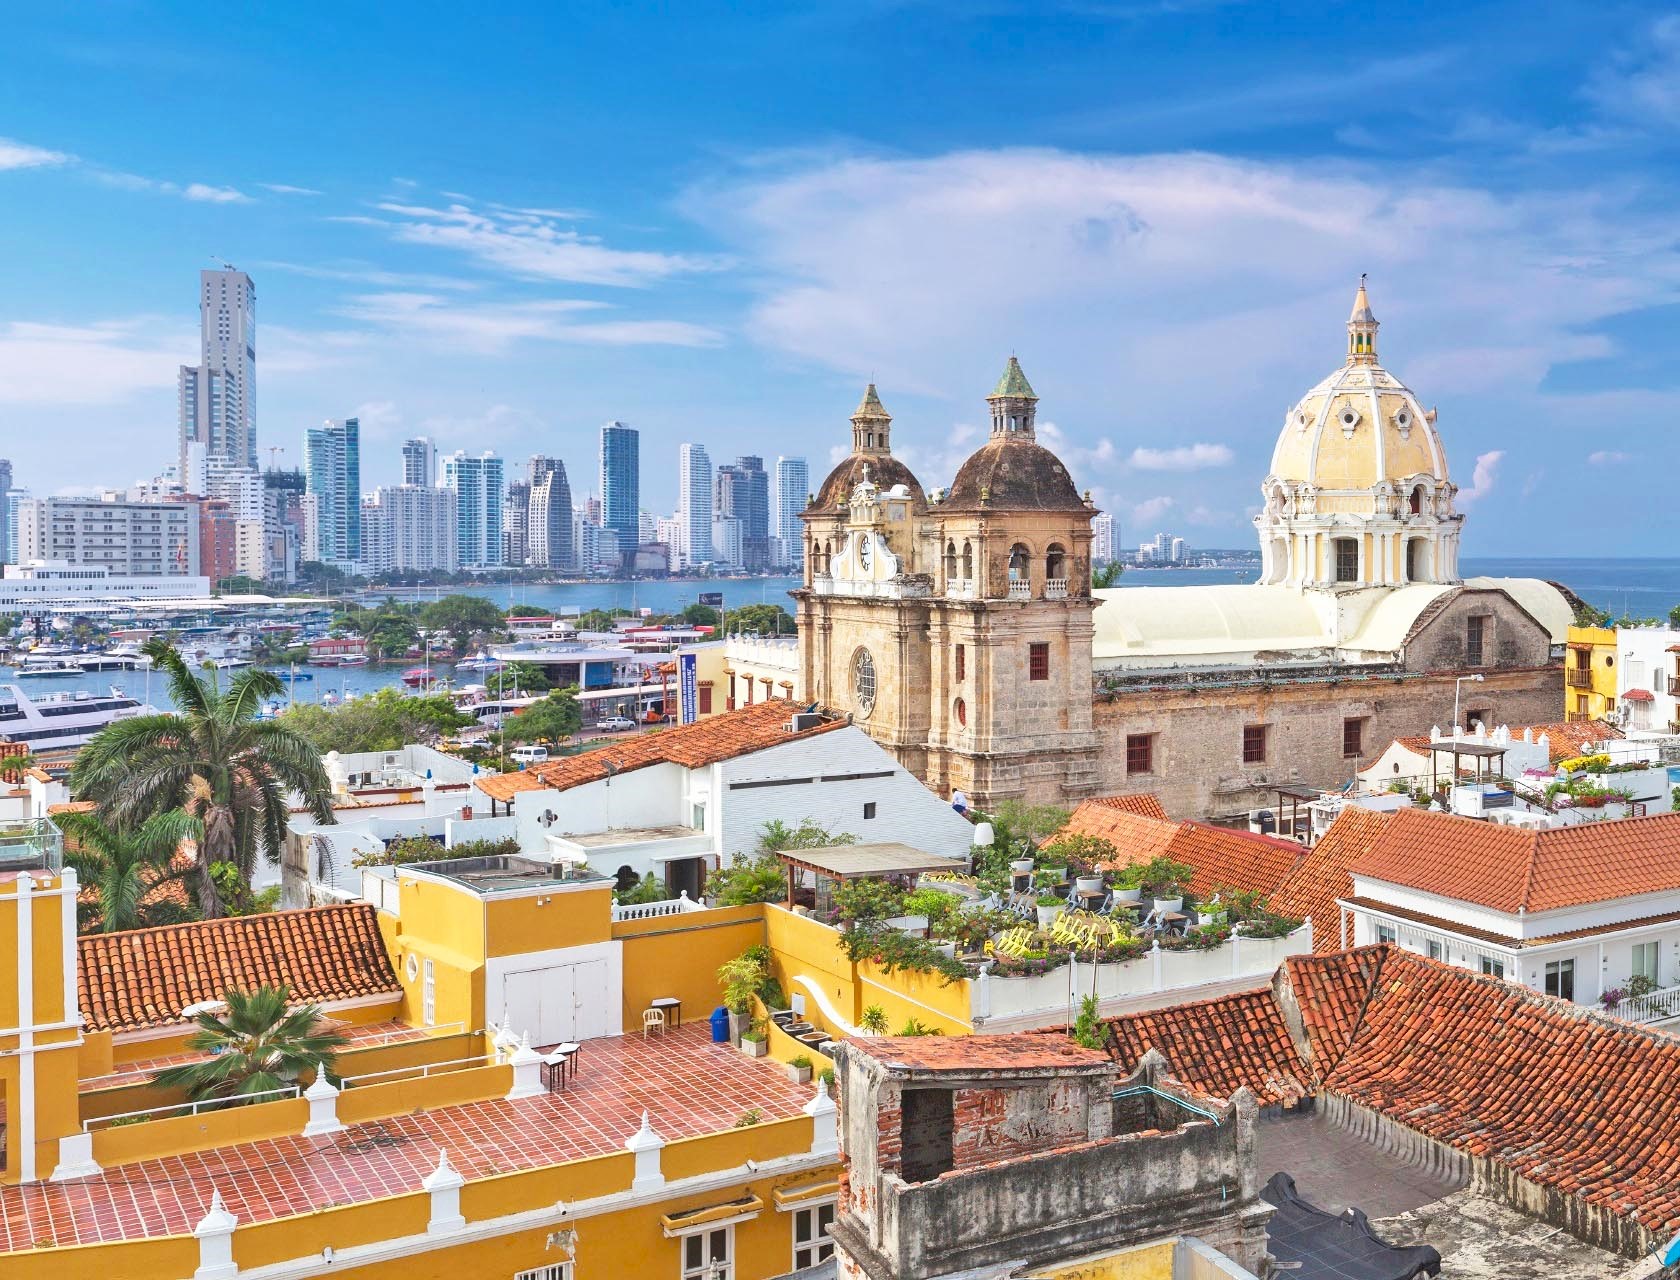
[[797, 594, 935, 777], [1401, 588, 1555, 672], [1090, 666, 1565, 820]]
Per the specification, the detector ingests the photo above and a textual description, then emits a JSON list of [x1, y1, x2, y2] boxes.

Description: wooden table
[[651, 997, 683, 1029], [1074, 889, 1107, 911], [541, 1042, 580, 1091]]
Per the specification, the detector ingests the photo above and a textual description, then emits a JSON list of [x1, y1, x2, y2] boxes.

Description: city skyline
[[3, 4, 1677, 552]]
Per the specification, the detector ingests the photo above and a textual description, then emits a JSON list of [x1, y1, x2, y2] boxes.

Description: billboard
[[679, 651, 699, 725], [697, 592, 724, 607]]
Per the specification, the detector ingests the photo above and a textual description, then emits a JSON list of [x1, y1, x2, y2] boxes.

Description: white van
[[509, 745, 549, 766]]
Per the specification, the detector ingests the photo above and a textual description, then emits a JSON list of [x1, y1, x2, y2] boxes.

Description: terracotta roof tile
[[1270, 807, 1392, 953], [1084, 793, 1169, 821], [1055, 803, 1176, 863], [1105, 988, 1311, 1107], [858, 1034, 1113, 1074], [77, 904, 398, 1033], [1056, 804, 1301, 898], [476, 701, 848, 802], [1352, 807, 1680, 914], [1284, 945, 1387, 1074], [1296, 946, 1680, 1233]]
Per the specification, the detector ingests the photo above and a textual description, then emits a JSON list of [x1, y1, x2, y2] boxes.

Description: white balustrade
[[610, 891, 708, 922], [1006, 580, 1031, 600], [1613, 983, 1680, 1025], [1043, 578, 1069, 599]]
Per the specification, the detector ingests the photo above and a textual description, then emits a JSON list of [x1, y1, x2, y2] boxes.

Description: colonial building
[[797, 365, 1101, 808]]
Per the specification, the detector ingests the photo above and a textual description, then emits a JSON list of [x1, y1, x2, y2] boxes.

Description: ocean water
[[11, 558, 1677, 713]]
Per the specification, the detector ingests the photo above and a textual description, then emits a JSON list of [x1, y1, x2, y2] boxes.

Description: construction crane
[[267, 446, 285, 469]]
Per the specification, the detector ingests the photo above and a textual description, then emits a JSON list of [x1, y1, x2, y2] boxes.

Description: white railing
[[945, 578, 976, 600], [354, 1020, 468, 1047], [84, 1083, 302, 1131], [611, 891, 708, 922], [1043, 578, 1069, 599], [338, 1052, 497, 1088], [1007, 580, 1031, 600], [1613, 983, 1680, 1025]]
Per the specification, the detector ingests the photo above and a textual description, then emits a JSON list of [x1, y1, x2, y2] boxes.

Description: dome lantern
[[1347, 274, 1379, 366], [986, 356, 1038, 439]]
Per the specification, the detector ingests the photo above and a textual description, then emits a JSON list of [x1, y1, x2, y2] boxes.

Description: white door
[[569, 960, 609, 1041], [501, 961, 611, 1046]]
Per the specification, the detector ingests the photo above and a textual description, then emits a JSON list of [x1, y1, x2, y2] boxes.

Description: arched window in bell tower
[[961, 540, 974, 581], [1409, 485, 1424, 515], [1008, 543, 1030, 581], [943, 540, 957, 581], [1045, 543, 1066, 582]]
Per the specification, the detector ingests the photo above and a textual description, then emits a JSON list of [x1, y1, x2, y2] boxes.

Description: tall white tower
[[178, 267, 256, 477], [678, 443, 713, 566]]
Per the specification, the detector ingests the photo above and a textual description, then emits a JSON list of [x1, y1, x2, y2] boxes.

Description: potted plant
[[739, 1021, 769, 1058], [1139, 855, 1193, 914], [716, 953, 765, 1044], [859, 1005, 889, 1034], [1035, 892, 1063, 929], [1193, 893, 1228, 927], [786, 1054, 813, 1084], [1009, 856, 1035, 875], [1038, 864, 1067, 885], [1075, 870, 1105, 894], [1107, 864, 1144, 904]]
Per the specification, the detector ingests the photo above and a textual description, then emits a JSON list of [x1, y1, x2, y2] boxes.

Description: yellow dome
[[1268, 281, 1449, 492]]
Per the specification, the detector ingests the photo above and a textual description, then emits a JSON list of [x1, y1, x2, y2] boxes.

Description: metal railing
[[84, 1083, 302, 1131], [1669, 676, 1680, 697], [1566, 668, 1594, 689], [1043, 578, 1069, 599], [1613, 983, 1680, 1025], [611, 891, 708, 922], [338, 1052, 498, 1088]]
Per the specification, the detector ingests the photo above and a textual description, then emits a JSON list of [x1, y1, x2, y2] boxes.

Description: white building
[[1341, 806, 1680, 1018], [0, 560, 210, 606], [773, 456, 808, 570], [178, 267, 257, 474], [303, 418, 361, 568], [473, 703, 975, 897], [401, 437, 435, 488], [711, 515, 743, 568], [654, 516, 682, 571], [14, 497, 200, 577], [206, 460, 264, 522], [1091, 511, 1115, 564], [440, 451, 505, 568], [362, 485, 458, 575], [1615, 625, 1680, 735], [677, 443, 713, 566]]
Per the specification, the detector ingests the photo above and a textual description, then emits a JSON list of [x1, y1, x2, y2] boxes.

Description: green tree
[[681, 602, 720, 628], [756, 817, 856, 855], [499, 661, 553, 693], [419, 594, 509, 655], [1670, 603, 1680, 630], [502, 688, 584, 749], [279, 687, 471, 754], [1092, 560, 1125, 589], [215, 575, 267, 596], [59, 808, 199, 933], [1574, 600, 1613, 628], [70, 638, 336, 918], [575, 608, 628, 632], [0, 751, 37, 783], [152, 984, 349, 1105], [726, 603, 794, 635]]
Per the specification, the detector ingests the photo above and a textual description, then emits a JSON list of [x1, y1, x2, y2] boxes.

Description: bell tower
[[851, 384, 892, 455]]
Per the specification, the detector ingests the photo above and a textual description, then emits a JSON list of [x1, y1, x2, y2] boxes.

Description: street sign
[[679, 651, 699, 724]]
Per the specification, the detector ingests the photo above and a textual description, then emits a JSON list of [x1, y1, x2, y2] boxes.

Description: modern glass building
[[599, 422, 639, 549], [773, 455, 808, 569], [440, 451, 505, 568], [302, 417, 361, 566]]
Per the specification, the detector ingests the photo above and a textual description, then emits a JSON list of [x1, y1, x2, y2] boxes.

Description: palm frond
[[143, 638, 213, 720], [221, 666, 284, 723]]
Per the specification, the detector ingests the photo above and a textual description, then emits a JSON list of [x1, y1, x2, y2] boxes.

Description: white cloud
[[260, 183, 323, 196], [1128, 442, 1233, 471], [356, 200, 726, 288], [1587, 16, 1680, 126], [0, 318, 189, 404], [1458, 450, 1504, 506], [256, 260, 479, 291], [335, 292, 722, 353], [1586, 450, 1629, 465], [182, 182, 252, 204], [0, 137, 71, 171], [1130, 495, 1175, 524]]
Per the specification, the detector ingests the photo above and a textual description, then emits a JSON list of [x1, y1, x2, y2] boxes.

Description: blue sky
[[2, 1, 1679, 552]]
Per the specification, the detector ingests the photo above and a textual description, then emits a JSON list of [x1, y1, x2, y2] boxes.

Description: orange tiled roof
[[77, 904, 399, 1033], [1083, 792, 1169, 821], [1269, 807, 1392, 953], [1364, 721, 1624, 772], [475, 701, 847, 801], [1352, 806, 1680, 914], [1290, 946, 1680, 1233], [1105, 988, 1310, 1107], [1058, 801, 1303, 898], [863, 1034, 1112, 1074]]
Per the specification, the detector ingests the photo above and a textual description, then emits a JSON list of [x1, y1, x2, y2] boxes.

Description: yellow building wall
[[486, 884, 612, 955], [1566, 625, 1620, 720], [1038, 1239, 1177, 1279], [858, 959, 972, 1036], [385, 880, 485, 1032], [615, 903, 767, 1028]]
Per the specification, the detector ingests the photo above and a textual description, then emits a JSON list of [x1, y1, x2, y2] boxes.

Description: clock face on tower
[[856, 531, 872, 570]]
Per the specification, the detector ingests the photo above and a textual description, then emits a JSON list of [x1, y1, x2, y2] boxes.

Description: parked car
[[594, 715, 636, 733], [509, 745, 550, 765]]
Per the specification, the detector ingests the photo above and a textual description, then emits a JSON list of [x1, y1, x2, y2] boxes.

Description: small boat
[[274, 669, 314, 682], [336, 654, 370, 667], [206, 657, 253, 671], [16, 658, 81, 679], [402, 667, 430, 688], [454, 652, 502, 672]]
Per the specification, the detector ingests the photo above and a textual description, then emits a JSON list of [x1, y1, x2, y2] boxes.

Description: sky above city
[[2, 2, 1678, 553]]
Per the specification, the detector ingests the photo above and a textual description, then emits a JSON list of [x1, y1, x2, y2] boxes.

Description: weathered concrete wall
[[1092, 666, 1563, 819]]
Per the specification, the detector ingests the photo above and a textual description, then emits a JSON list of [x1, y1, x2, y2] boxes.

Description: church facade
[[796, 283, 1572, 817]]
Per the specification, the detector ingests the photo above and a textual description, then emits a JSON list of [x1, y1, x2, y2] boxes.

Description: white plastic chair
[[642, 1008, 666, 1038]]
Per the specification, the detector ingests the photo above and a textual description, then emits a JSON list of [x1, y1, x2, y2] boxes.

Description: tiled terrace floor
[[81, 1020, 430, 1091], [0, 1023, 813, 1251]]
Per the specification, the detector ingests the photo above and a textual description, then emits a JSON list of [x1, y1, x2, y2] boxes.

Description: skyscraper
[[677, 443, 713, 567], [402, 437, 436, 488], [1091, 511, 1115, 564], [363, 485, 458, 574], [0, 459, 11, 567], [440, 451, 505, 568], [528, 456, 575, 571], [772, 456, 808, 570], [178, 267, 257, 476], [302, 418, 361, 567], [599, 422, 639, 549], [715, 456, 770, 571], [503, 480, 531, 567]]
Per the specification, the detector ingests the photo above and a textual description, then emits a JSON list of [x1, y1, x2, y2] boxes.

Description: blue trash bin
[[709, 1006, 731, 1044]]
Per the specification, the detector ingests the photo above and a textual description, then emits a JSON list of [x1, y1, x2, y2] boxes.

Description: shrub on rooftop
[[152, 983, 348, 1106]]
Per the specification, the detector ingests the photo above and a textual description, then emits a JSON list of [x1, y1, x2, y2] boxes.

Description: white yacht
[[0, 684, 156, 753], [15, 657, 81, 679]]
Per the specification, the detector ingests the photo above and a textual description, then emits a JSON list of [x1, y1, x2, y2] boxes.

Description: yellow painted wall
[[0, 1237, 198, 1279], [485, 884, 612, 956], [1037, 1239, 1176, 1279], [615, 903, 767, 1028], [858, 959, 972, 1036], [764, 907, 858, 1032], [92, 1097, 309, 1169], [1565, 625, 1619, 720], [384, 889, 483, 1033]]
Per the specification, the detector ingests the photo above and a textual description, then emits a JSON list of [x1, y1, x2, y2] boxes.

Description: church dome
[[812, 384, 927, 511], [1268, 279, 1449, 492], [941, 357, 1087, 512]]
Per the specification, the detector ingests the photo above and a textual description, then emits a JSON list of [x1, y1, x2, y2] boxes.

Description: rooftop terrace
[[3, 1023, 811, 1250]]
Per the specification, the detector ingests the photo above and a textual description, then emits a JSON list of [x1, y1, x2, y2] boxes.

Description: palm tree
[[59, 807, 198, 933], [0, 751, 38, 783], [152, 984, 349, 1104], [69, 638, 334, 918]]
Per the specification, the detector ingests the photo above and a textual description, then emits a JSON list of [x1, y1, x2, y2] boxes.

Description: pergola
[[778, 842, 968, 914], [1427, 739, 1509, 793], [1267, 784, 1320, 841]]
